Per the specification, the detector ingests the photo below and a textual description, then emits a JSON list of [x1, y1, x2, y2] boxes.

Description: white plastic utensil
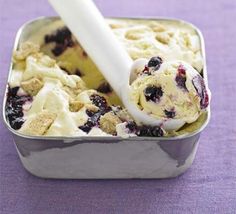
[[48, 0, 185, 130]]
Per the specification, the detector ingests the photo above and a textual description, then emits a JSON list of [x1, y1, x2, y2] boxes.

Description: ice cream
[[129, 57, 209, 125], [26, 18, 204, 106], [7, 42, 165, 137], [5, 18, 209, 137]]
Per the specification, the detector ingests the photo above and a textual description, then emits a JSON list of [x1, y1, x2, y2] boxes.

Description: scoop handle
[[48, 0, 133, 97]]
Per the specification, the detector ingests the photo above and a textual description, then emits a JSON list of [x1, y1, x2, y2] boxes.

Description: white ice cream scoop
[[48, 0, 187, 131]]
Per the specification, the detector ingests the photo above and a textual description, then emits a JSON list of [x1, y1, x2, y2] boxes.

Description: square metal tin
[[2, 17, 210, 179]]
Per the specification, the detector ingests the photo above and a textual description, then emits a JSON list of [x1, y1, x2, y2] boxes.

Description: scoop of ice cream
[[129, 58, 209, 124]]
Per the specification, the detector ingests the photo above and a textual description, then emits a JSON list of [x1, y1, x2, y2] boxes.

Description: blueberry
[[45, 27, 72, 44], [138, 126, 152, 136], [54, 27, 72, 44], [87, 117, 98, 127], [147, 56, 163, 70], [45, 35, 55, 43], [137, 126, 164, 137], [5, 87, 32, 130], [192, 75, 209, 109], [52, 44, 66, 57], [9, 86, 19, 96], [126, 121, 138, 133], [44, 27, 74, 56], [79, 114, 99, 133], [144, 86, 163, 102], [151, 127, 164, 137], [75, 69, 83, 77], [66, 39, 74, 47], [175, 65, 187, 91], [96, 82, 112, 94], [79, 123, 92, 133], [79, 95, 112, 133], [164, 109, 176, 118], [90, 94, 108, 109], [11, 117, 25, 130], [86, 109, 96, 117]]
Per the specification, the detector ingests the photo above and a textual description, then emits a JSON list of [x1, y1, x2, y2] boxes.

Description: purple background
[[0, 0, 236, 213]]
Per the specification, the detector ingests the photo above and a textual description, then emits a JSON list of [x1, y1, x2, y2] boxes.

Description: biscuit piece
[[125, 27, 150, 41], [109, 23, 125, 29], [100, 112, 122, 135], [21, 78, 43, 96], [156, 33, 170, 44], [13, 42, 40, 61], [20, 111, 56, 136], [125, 31, 141, 40], [69, 101, 84, 112], [150, 23, 166, 32], [63, 81, 86, 98]]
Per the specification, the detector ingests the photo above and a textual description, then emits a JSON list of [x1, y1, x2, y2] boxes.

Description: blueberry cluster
[[147, 56, 163, 70], [45, 27, 74, 56], [192, 75, 209, 109], [144, 85, 163, 103], [79, 94, 111, 133], [5, 87, 32, 130], [141, 56, 163, 76], [175, 65, 187, 91], [164, 109, 176, 118], [125, 121, 164, 137]]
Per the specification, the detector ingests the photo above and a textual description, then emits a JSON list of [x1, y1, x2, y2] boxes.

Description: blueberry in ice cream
[[192, 75, 209, 109], [7, 43, 165, 137], [164, 109, 176, 119], [143, 86, 163, 103], [37, 19, 204, 107], [175, 64, 188, 91], [129, 59, 209, 124], [45, 27, 75, 56], [5, 18, 210, 137], [5, 87, 32, 130], [147, 56, 163, 70]]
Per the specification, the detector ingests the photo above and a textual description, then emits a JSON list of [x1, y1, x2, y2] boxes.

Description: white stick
[[48, 0, 187, 131], [48, 0, 133, 97]]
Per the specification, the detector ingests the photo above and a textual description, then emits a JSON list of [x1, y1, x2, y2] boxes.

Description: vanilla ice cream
[[129, 58, 209, 124], [6, 18, 208, 137], [26, 18, 204, 106]]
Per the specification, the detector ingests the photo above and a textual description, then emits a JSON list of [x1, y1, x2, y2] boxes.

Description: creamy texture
[[110, 19, 203, 71], [129, 60, 206, 124], [26, 18, 203, 106], [9, 46, 134, 136], [7, 18, 208, 137]]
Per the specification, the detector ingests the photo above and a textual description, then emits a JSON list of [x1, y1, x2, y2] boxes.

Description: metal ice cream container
[[2, 17, 211, 179]]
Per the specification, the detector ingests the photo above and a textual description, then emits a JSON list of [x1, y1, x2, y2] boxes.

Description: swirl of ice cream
[[129, 57, 209, 125]]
